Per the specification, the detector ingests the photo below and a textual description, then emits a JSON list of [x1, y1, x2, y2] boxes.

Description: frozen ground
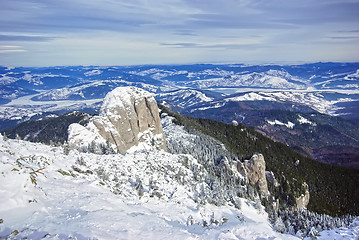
[[0, 134, 358, 239], [0, 134, 299, 240]]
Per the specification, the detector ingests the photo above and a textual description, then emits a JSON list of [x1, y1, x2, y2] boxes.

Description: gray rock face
[[237, 154, 269, 197], [68, 87, 166, 154], [295, 183, 310, 210]]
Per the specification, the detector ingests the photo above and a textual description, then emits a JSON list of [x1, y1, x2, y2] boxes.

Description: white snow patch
[[297, 115, 317, 126], [344, 69, 359, 80], [84, 69, 103, 76], [224, 91, 359, 116], [191, 102, 226, 112], [267, 120, 295, 129], [226, 92, 276, 102], [313, 217, 359, 240]]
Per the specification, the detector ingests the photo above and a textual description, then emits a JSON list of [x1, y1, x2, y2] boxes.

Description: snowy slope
[[180, 70, 306, 89], [156, 89, 214, 109], [0, 135, 301, 239], [222, 91, 358, 115], [129, 68, 307, 89], [32, 79, 159, 101], [1, 113, 359, 239]]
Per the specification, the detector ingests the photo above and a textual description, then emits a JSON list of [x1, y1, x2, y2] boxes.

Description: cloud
[[0, 0, 196, 34], [0, 49, 26, 53], [160, 42, 263, 49], [0, 45, 26, 54], [0, 0, 358, 66], [329, 36, 359, 40], [1, 0, 358, 35], [337, 30, 359, 33], [0, 34, 55, 42]]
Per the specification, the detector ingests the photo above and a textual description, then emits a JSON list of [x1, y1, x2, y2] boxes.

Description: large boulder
[[68, 87, 166, 154]]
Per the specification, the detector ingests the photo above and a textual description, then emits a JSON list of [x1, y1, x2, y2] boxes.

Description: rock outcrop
[[295, 183, 310, 210], [237, 154, 269, 197], [68, 87, 166, 154]]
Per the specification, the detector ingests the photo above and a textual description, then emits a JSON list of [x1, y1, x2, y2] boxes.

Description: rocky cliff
[[68, 87, 166, 154]]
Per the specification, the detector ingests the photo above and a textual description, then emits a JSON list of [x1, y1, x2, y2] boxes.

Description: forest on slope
[[3, 106, 359, 217], [160, 106, 359, 217]]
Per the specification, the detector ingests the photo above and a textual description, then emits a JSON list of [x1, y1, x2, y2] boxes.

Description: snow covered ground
[[224, 90, 359, 116], [1, 132, 358, 239], [0, 134, 301, 240], [0, 93, 102, 122]]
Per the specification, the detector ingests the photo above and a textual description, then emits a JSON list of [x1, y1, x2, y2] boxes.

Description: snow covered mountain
[[1, 134, 296, 239], [1, 117, 358, 239], [1, 86, 359, 239], [1, 63, 359, 167], [0, 87, 296, 239]]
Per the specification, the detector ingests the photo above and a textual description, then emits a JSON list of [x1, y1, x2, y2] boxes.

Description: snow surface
[[344, 69, 359, 80], [315, 217, 359, 240], [267, 120, 295, 129], [1, 93, 102, 121], [0, 134, 301, 240], [181, 70, 306, 90], [157, 89, 214, 109], [297, 115, 317, 126], [226, 92, 276, 102], [222, 91, 359, 116], [84, 69, 103, 76], [1, 116, 358, 239], [67, 122, 108, 151]]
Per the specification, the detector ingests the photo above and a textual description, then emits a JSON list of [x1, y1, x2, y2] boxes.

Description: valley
[[1, 69, 359, 239], [1, 63, 359, 168]]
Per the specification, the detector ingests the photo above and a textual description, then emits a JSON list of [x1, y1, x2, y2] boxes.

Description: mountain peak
[[100, 86, 153, 117]]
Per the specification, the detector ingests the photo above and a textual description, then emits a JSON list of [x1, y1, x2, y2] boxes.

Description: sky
[[0, 0, 359, 66]]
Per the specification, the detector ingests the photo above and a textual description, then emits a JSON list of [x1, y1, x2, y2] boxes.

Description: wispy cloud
[[0, 34, 55, 42], [160, 42, 200, 48], [329, 36, 359, 40], [0, 45, 26, 54], [0, 0, 358, 66], [160, 42, 263, 49]]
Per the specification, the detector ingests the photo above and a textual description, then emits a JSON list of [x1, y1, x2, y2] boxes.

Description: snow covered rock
[[68, 87, 166, 154]]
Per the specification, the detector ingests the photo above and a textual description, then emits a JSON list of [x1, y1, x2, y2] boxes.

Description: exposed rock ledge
[[68, 87, 166, 154]]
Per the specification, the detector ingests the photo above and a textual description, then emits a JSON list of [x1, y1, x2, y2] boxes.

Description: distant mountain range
[[1, 62, 359, 168]]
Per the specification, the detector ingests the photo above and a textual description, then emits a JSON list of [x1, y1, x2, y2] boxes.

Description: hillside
[[3, 112, 92, 145], [160, 106, 359, 216], [1, 114, 358, 239], [4, 105, 359, 217], [186, 102, 359, 169], [1, 134, 300, 239]]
